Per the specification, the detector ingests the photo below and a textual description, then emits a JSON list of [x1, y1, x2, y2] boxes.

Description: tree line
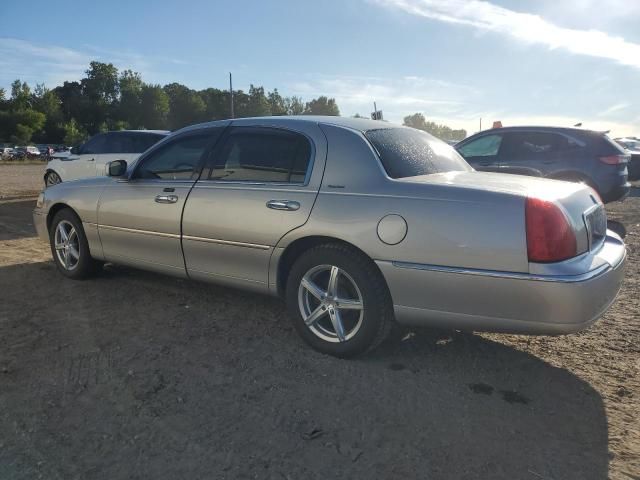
[[0, 61, 340, 145], [0, 60, 466, 146]]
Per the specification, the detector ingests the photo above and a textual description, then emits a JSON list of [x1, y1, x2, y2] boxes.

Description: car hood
[[397, 170, 586, 200]]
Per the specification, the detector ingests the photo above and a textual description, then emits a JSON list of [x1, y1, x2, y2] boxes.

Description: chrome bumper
[[378, 231, 626, 335], [33, 209, 49, 242]]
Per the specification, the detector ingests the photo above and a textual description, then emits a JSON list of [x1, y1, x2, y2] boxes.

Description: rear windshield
[[365, 128, 472, 179]]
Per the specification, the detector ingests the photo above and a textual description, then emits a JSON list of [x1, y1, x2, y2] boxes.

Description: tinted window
[[130, 133, 166, 153], [210, 128, 312, 183], [103, 132, 133, 154], [81, 134, 108, 154], [457, 134, 503, 158], [135, 133, 211, 180], [502, 132, 568, 156], [365, 128, 471, 179]]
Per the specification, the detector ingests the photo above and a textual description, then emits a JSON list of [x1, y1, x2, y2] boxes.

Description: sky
[[1, 0, 639, 137]]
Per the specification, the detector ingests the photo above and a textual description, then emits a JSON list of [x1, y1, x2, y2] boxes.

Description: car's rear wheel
[[49, 209, 101, 279], [286, 244, 393, 357], [45, 171, 61, 187]]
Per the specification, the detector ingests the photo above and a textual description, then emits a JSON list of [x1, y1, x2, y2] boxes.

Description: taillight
[[525, 197, 577, 263], [599, 154, 629, 165]]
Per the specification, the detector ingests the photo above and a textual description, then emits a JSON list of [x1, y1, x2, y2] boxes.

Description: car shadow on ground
[[1, 260, 609, 479], [0, 199, 39, 241]]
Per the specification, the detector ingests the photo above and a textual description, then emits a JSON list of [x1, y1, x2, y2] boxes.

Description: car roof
[[468, 126, 605, 136], [178, 116, 401, 135], [108, 130, 170, 135]]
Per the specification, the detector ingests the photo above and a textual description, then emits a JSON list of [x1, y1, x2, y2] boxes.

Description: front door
[[182, 123, 327, 290], [456, 133, 504, 172], [96, 129, 221, 276]]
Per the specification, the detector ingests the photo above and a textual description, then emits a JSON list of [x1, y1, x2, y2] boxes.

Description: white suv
[[45, 130, 169, 186]]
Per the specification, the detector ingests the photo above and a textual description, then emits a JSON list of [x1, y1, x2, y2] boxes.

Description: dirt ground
[[0, 163, 638, 479]]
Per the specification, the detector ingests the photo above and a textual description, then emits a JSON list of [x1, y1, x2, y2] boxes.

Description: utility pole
[[479, 117, 482, 132], [229, 72, 234, 119]]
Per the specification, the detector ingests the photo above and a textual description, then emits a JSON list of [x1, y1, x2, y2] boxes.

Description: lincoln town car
[[33, 116, 626, 357]]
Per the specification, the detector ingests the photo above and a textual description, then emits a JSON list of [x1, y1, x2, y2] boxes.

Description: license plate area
[[583, 204, 607, 251]]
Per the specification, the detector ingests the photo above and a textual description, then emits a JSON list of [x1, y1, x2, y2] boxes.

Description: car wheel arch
[[44, 169, 62, 184], [275, 235, 386, 298], [46, 203, 77, 232]]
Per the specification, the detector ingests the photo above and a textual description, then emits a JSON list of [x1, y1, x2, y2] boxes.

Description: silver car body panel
[[33, 116, 626, 335]]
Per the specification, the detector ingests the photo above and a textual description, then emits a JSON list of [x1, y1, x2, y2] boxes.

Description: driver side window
[[134, 133, 211, 180]]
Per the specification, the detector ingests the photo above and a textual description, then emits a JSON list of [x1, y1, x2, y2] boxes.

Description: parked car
[[1, 147, 16, 158], [455, 126, 630, 203], [614, 137, 640, 181], [33, 117, 626, 357], [44, 130, 169, 186], [13, 146, 41, 159]]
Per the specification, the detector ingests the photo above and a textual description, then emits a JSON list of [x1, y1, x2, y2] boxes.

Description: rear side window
[[80, 134, 108, 154], [134, 133, 211, 180], [209, 128, 312, 183], [457, 134, 503, 158], [130, 133, 166, 153], [103, 132, 133, 154], [365, 128, 471, 179], [502, 132, 571, 156]]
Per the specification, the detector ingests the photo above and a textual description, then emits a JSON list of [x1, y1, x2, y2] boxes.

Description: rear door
[[498, 131, 572, 175], [99, 132, 167, 174], [65, 133, 108, 180], [97, 127, 223, 275], [182, 122, 327, 291]]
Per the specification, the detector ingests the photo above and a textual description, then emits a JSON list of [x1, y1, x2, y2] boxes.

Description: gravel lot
[[1, 163, 638, 479]]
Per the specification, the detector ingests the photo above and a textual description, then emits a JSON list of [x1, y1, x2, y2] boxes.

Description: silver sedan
[[33, 116, 626, 357]]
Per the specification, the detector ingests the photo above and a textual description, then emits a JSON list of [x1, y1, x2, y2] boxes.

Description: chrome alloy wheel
[[298, 264, 364, 343], [54, 220, 80, 271]]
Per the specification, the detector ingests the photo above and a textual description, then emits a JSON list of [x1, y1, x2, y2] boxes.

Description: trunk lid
[[399, 171, 604, 257]]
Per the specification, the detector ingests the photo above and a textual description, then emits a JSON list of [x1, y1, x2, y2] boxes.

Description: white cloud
[[375, 0, 640, 70], [0, 37, 188, 90], [598, 102, 630, 117], [287, 74, 477, 120]]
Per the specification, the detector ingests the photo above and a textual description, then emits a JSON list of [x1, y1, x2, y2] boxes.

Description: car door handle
[[266, 200, 300, 211], [155, 194, 179, 204], [87, 158, 95, 162]]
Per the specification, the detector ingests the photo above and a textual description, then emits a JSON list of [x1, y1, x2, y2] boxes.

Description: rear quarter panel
[[275, 124, 528, 274]]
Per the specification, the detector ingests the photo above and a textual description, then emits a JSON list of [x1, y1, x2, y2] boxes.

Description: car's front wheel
[[45, 171, 62, 187], [286, 244, 394, 357], [49, 209, 101, 279]]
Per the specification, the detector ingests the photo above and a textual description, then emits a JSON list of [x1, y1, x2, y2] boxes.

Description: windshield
[[365, 128, 472, 179]]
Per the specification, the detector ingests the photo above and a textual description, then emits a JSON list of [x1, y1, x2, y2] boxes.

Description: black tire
[[285, 243, 394, 358], [45, 171, 62, 187], [49, 209, 102, 279]]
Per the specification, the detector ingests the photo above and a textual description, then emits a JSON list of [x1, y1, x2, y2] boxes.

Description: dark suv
[[455, 127, 630, 203]]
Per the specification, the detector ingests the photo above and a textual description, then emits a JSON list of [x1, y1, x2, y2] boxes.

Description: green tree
[[268, 88, 287, 116], [139, 84, 169, 129], [164, 83, 207, 129], [304, 96, 340, 116], [63, 118, 87, 146], [285, 96, 305, 115], [118, 70, 143, 128], [246, 85, 271, 117], [81, 62, 119, 133], [403, 113, 466, 142]]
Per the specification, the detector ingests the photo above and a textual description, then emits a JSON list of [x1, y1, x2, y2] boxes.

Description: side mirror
[[107, 159, 128, 177]]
